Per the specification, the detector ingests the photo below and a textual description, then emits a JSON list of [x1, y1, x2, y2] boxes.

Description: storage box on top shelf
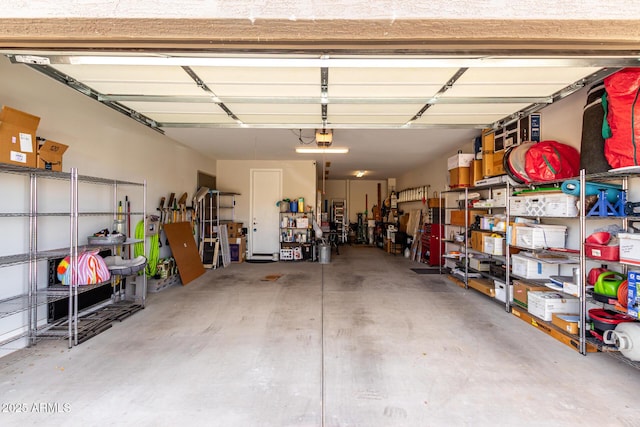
[[0, 105, 40, 168], [469, 159, 483, 186], [447, 152, 475, 170], [527, 291, 579, 321], [37, 139, 68, 172], [449, 167, 471, 188], [512, 280, 550, 308]]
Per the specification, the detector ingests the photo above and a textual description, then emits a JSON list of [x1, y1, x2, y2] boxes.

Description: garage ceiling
[[2, 51, 637, 179]]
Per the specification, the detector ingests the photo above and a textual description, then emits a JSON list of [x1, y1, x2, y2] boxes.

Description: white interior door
[[250, 169, 282, 257]]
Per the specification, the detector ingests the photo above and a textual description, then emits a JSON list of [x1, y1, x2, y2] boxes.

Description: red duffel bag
[[524, 140, 580, 183], [603, 67, 640, 169]]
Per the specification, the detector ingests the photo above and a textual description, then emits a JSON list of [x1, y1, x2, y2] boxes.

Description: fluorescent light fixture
[[296, 147, 349, 154], [356, 171, 366, 178]]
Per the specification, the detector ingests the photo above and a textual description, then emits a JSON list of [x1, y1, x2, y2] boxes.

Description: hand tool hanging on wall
[[156, 197, 165, 247]]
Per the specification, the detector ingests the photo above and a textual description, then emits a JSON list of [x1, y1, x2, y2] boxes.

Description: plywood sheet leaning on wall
[[164, 222, 206, 285]]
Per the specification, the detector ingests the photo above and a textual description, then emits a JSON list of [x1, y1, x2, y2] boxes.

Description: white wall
[[0, 55, 216, 356], [0, 56, 216, 205], [216, 159, 317, 226]]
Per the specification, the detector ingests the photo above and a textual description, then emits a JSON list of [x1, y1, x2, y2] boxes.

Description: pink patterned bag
[[57, 250, 111, 285]]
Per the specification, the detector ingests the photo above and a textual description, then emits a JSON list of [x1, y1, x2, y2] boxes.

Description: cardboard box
[[551, 313, 580, 335], [511, 306, 597, 353], [469, 257, 491, 272], [481, 129, 495, 178], [467, 277, 495, 298], [0, 106, 40, 168], [230, 237, 246, 263], [447, 153, 475, 170], [37, 139, 68, 172], [469, 159, 483, 186], [450, 209, 483, 227], [449, 167, 470, 188], [512, 280, 549, 308], [470, 231, 491, 252], [482, 235, 504, 255], [494, 280, 513, 303], [225, 222, 243, 238], [527, 291, 579, 321], [295, 217, 309, 229]]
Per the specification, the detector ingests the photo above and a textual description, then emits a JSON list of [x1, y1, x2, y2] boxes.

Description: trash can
[[318, 242, 331, 264]]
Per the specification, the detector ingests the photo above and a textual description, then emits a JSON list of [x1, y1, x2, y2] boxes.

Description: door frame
[[248, 168, 282, 259]]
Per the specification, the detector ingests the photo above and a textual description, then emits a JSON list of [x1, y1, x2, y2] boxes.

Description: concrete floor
[[1, 245, 639, 426]]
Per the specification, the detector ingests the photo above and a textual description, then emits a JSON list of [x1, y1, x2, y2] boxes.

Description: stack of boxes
[[0, 106, 68, 170], [226, 222, 246, 263], [447, 152, 475, 188]]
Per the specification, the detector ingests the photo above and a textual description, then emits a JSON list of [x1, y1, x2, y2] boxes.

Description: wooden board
[[164, 221, 205, 285], [511, 306, 598, 353]]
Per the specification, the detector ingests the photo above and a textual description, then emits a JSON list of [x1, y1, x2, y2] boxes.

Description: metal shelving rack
[[440, 187, 469, 285], [331, 199, 347, 243], [218, 192, 239, 224], [0, 164, 146, 349]]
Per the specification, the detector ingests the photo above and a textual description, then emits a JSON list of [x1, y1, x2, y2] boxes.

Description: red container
[[589, 308, 635, 333], [584, 242, 620, 261]]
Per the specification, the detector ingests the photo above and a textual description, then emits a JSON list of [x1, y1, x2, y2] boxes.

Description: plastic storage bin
[[514, 224, 567, 249], [511, 253, 559, 279], [620, 233, 640, 266], [527, 291, 579, 321]]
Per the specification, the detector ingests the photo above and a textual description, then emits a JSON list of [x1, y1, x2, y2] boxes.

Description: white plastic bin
[[515, 224, 566, 249], [511, 253, 559, 279]]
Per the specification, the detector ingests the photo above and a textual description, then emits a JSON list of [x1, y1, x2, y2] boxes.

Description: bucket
[[290, 200, 298, 213], [318, 243, 331, 264]]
